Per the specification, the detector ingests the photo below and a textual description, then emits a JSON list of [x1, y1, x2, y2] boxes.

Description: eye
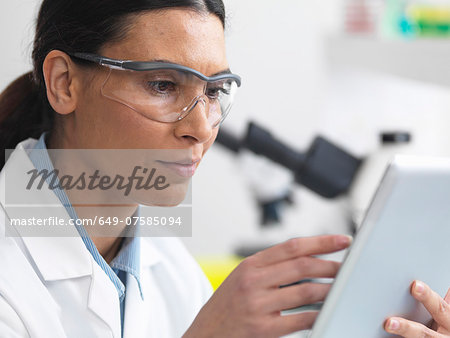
[[206, 86, 230, 100], [147, 81, 176, 94]]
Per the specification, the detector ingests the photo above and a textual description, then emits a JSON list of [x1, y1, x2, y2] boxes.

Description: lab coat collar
[[1, 139, 93, 281], [1, 139, 122, 337], [121, 238, 163, 338], [2, 139, 163, 271], [140, 236, 163, 268]]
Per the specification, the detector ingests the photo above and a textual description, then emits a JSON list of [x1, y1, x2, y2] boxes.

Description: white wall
[[0, 0, 40, 92]]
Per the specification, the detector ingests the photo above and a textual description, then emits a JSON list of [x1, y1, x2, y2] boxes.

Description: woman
[[0, 1, 448, 337]]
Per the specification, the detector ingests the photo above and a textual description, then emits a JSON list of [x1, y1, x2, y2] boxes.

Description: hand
[[183, 235, 352, 338], [385, 280, 450, 337]]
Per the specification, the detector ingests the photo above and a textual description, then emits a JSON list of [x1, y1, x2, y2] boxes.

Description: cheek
[[76, 90, 174, 149], [202, 128, 219, 154]]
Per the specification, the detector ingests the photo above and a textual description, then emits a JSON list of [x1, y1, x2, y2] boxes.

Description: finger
[[444, 288, 450, 303], [410, 280, 450, 330], [262, 256, 340, 287], [252, 235, 352, 267], [437, 288, 450, 334], [430, 288, 450, 333], [385, 317, 441, 337], [265, 282, 331, 313], [271, 311, 319, 337]]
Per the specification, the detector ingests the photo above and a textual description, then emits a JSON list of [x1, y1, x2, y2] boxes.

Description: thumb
[[444, 288, 450, 304], [435, 288, 450, 334]]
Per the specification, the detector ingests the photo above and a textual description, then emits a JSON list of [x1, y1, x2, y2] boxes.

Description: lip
[[156, 159, 201, 178], [171, 158, 201, 165]]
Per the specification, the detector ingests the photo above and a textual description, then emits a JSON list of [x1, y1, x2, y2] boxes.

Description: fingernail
[[388, 319, 400, 331], [415, 281, 425, 295], [337, 235, 353, 247]]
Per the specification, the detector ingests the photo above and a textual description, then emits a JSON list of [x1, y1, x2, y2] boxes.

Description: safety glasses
[[70, 52, 241, 128]]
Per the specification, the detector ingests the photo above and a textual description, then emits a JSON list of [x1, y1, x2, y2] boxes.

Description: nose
[[174, 94, 214, 144], [189, 96, 206, 114]]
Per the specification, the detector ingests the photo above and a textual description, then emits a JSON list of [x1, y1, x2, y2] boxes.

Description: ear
[[42, 50, 79, 115]]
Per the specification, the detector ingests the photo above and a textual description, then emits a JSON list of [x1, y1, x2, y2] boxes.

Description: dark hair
[[0, 0, 226, 169]]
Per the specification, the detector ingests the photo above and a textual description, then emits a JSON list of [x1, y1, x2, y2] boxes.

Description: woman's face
[[68, 9, 228, 171]]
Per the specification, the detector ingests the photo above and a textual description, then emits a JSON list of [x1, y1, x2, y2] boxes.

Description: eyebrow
[[152, 59, 231, 77], [211, 69, 232, 76]]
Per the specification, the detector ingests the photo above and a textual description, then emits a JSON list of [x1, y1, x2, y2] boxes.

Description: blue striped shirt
[[29, 133, 143, 335]]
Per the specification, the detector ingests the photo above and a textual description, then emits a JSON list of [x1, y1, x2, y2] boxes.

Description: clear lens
[[101, 68, 239, 127]]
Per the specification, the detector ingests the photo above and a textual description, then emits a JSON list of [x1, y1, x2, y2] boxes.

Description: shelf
[[326, 35, 450, 87]]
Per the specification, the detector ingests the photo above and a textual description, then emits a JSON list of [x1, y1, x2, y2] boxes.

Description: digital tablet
[[309, 155, 450, 338]]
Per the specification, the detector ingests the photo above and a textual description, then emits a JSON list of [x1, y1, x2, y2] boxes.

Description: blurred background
[[188, 0, 450, 289], [3, 1, 450, 333]]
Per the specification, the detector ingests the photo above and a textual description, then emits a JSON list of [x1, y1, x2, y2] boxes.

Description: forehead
[[100, 9, 228, 76]]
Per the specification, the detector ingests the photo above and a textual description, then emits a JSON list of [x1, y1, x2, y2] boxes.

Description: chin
[[131, 182, 190, 207]]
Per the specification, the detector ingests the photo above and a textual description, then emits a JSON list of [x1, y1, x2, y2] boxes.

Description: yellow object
[[408, 5, 450, 24], [196, 255, 244, 290]]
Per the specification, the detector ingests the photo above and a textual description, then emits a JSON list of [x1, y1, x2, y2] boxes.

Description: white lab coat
[[0, 139, 213, 338]]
